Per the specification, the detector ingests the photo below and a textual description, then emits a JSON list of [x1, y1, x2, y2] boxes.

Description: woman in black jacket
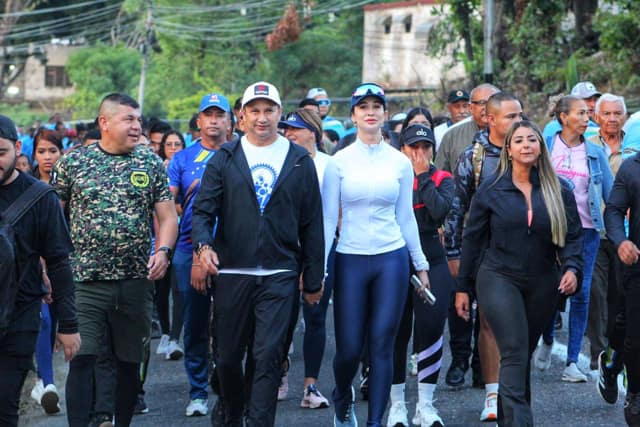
[[455, 120, 583, 426], [387, 124, 455, 427]]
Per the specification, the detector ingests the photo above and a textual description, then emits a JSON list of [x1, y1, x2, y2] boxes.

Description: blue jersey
[[168, 140, 216, 253]]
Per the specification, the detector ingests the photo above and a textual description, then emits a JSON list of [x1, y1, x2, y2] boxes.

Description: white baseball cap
[[241, 81, 281, 108]]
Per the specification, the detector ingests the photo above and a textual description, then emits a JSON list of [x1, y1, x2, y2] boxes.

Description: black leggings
[[393, 234, 452, 384], [476, 265, 559, 427], [154, 265, 183, 340], [67, 355, 139, 427]]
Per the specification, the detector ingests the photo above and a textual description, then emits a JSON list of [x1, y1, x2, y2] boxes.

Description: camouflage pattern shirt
[[53, 143, 173, 282]]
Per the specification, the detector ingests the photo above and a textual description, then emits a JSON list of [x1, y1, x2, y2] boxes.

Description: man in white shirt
[[191, 82, 324, 426]]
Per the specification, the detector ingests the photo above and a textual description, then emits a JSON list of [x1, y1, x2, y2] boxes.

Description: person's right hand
[[455, 292, 470, 321], [200, 247, 220, 275], [56, 332, 81, 362], [618, 240, 640, 265], [448, 259, 460, 278]]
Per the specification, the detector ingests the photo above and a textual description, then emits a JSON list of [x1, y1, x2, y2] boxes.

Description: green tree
[[64, 43, 141, 119]]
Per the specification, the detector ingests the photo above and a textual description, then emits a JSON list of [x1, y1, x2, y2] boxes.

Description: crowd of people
[[1, 78, 640, 427]]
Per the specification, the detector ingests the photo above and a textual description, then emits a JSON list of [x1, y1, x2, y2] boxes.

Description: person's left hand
[[56, 332, 81, 361], [147, 251, 170, 280], [559, 270, 578, 295]]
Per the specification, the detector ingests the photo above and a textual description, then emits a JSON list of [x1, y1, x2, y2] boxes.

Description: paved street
[[20, 309, 626, 426]]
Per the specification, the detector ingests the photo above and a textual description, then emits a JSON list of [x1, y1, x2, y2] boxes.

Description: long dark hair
[[401, 107, 434, 130]]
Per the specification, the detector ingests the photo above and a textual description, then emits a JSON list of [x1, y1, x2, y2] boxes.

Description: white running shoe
[[165, 340, 184, 361], [480, 393, 498, 422], [278, 371, 289, 401], [562, 362, 588, 382], [409, 354, 418, 376], [415, 401, 444, 427], [156, 334, 170, 354], [31, 380, 60, 415], [387, 401, 408, 427], [534, 342, 553, 371], [185, 398, 208, 416], [301, 383, 330, 409]]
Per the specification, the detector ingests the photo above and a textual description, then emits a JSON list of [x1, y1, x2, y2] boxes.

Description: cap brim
[[200, 104, 229, 113]]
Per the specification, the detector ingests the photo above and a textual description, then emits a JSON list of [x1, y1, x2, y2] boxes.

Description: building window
[[404, 15, 412, 33], [383, 16, 391, 34], [45, 66, 72, 87]]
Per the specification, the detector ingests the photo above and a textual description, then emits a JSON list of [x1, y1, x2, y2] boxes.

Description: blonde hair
[[498, 120, 567, 247]]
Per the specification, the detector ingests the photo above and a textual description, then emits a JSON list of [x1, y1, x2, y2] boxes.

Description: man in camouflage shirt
[[53, 93, 177, 427]]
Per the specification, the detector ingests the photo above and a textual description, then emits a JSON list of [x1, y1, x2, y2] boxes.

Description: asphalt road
[[20, 309, 627, 426]]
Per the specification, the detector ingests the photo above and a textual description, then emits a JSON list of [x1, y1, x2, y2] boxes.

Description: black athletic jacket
[[457, 168, 584, 296], [191, 138, 324, 293]]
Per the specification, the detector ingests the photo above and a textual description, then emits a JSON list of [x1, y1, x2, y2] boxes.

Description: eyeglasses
[[470, 100, 488, 106], [352, 83, 385, 98], [317, 99, 331, 106], [165, 142, 184, 148]]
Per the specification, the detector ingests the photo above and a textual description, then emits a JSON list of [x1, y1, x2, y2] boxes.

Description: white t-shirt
[[241, 135, 290, 214], [322, 139, 429, 272], [313, 150, 330, 192]]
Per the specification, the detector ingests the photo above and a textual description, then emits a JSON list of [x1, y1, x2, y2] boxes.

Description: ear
[[15, 139, 22, 156], [98, 115, 108, 132]]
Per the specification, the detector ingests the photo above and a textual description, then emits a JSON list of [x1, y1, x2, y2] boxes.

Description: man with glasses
[[435, 84, 499, 174]]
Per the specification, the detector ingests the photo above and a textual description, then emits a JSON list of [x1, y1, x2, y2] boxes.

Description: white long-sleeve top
[[322, 139, 429, 273]]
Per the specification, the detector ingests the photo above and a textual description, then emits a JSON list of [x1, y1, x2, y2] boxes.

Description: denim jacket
[[546, 132, 614, 232]]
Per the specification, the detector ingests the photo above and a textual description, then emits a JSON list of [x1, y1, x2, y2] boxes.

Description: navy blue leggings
[[332, 247, 409, 426]]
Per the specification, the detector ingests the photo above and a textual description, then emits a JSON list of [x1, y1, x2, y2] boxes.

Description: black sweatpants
[[476, 265, 559, 427], [213, 272, 298, 427], [0, 329, 39, 427]]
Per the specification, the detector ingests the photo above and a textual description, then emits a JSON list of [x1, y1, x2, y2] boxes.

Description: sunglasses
[[352, 83, 385, 98], [317, 99, 331, 106]]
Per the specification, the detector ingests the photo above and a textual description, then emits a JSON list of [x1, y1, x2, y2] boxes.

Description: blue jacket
[[546, 132, 613, 232]]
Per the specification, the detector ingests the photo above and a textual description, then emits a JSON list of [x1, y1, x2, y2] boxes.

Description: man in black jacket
[[604, 152, 640, 426], [0, 115, 80, 427], [192, 81, 324, 427]]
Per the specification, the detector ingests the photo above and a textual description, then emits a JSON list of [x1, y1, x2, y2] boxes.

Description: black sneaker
[[597, 351, 619, 404], [445, 360, 467, 387], [134, 395, 149, 415], [89, 413, 113, 427], [359, 367, 369, 401], [624, 392, 640, 426]]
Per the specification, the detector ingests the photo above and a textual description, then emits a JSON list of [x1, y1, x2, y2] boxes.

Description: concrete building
[[5, 42, 80, 109], [362, 0, 466, 91]]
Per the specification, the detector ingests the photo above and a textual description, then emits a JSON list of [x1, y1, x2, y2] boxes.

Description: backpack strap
[[471, 142, 485, 190], [2, 181, 54, 226]]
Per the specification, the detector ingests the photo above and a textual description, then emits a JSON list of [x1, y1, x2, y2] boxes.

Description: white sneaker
[[156, 334, 170, 354], [387, 401, 408, 427], [165, 340, 184, 361], [415, 401, 444, 427], [562, 362, 588, 382], [409, 354, 418, 376], [278, 372, 289, 401], [480, 393, 498, 422], [31, 380, 60, 415], [185, 398, 208, 416], [534, 342, 553, 371]]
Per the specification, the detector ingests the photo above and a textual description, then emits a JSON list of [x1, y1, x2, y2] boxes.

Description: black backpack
[[0, 180, 53, 339]]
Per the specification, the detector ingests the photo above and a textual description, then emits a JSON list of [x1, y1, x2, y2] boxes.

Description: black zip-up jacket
[[413, 165, 454, 235], [457, 168, 584, 296], [605, 153, 640, 273], [191, 138, 324, 293], [444, 129, 502, 258]]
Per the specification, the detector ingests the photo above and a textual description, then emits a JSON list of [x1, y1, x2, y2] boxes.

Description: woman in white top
[[323, 83, 430, 427]]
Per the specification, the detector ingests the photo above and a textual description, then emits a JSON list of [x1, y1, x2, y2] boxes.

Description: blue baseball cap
[[350, 83, 386, 110], [279, 112, 317, 133], [199, 93, 231, 113]]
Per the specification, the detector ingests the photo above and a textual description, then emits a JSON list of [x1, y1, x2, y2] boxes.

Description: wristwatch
[[158, 246, 173, 260]]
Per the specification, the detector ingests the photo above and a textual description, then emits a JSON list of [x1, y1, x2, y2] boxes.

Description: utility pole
[[138, 0, 152, 113], [483, 0, 494, 84]]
